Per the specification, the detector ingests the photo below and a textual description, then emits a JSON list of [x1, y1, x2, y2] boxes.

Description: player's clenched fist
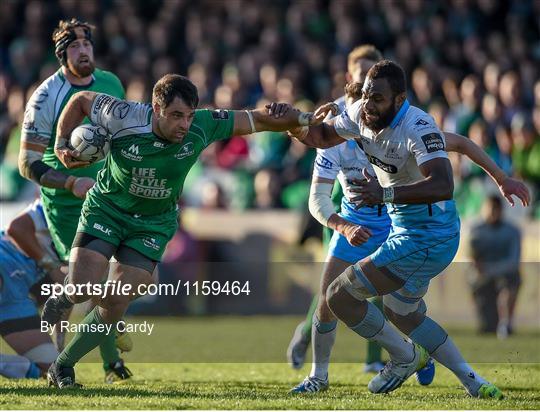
[[64, 176, 95, 199], [54, 139, 90, 169], [340, 223, 372, 246]]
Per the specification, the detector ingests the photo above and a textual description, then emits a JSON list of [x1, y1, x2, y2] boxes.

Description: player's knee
[[316, 293, 333, 319], [326, 265, 362, 312], [325, 277, 343, 313]]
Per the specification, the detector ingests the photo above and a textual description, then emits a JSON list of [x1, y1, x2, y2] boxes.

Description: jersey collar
[[389, 99, 410, 129], [57, 68, 95, 88]]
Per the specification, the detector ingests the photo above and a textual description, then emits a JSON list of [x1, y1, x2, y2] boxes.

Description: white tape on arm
[[308, 182, 336, 226], [245, 110, 256, 133]]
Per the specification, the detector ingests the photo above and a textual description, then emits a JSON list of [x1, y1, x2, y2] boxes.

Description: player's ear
[[395, 92, 406, 110], [345, 72, 352, 83], [152, 102, 161, 116]]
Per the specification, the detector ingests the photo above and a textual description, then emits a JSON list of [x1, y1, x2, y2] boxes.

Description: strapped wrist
[[245, 110, 256, 133], [55, 136, 69, 151]]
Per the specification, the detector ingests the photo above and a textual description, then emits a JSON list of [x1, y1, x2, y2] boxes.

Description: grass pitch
[[1, 316, 539, 409]]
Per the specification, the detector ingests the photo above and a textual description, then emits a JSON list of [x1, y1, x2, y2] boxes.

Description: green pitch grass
[[1, 316, 539, 409]]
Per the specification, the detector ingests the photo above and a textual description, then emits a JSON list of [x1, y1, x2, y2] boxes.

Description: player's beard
[[360, 99, 399, 131], [67, 57, 95, 78]]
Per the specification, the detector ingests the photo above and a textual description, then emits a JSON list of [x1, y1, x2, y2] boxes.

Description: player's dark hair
[[52, 18, 95, 66], [367, 60, 407, 97], [153, 74, 199, 109]]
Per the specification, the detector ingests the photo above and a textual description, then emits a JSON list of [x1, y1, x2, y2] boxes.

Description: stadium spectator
[[511, 113, 540, 213], [469, 195, 522, 338], [0, 0, 538, 216]]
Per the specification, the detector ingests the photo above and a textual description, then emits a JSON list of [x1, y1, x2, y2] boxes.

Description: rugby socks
[[57, 307, 112, 368], [100, 334, 121, 372], [302, 295, 319, 339], [365, 297, 384, 364], [310, 316, 337, 379], [350, 301, 414, 364], [410, 317, 487, 395], [0, 353, 40, 379]]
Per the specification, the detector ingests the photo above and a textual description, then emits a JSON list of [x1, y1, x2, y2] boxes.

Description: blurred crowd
[[1, 0, 539, 217]]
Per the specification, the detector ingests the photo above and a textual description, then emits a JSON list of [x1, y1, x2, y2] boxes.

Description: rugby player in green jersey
[[18, 18, 132, 384], [41, 73, 330, 388]]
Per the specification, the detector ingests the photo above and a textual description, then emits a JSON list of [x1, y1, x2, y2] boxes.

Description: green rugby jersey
[[89, 94, 235, 215], [22, 68, 125, 259]]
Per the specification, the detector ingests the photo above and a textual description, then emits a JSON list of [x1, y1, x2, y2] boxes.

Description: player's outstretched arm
[[55, 91, 98, 169], [444, 132, 530, 207], [232, 103, 345, 148], [310, 175, 371, 246], [287, 103, 347, 149]]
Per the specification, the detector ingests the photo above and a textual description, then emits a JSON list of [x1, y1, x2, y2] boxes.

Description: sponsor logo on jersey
[[153, 141, 166, 148], [112, 102, 130, 119], [315, 155, 333, 169], [121, 144, 143, 161], [22, 120, 35, 132], [175, 142, 195, 159], [142, 237, 160, 251], [385, 143, 401, 159], [93, 95, 115, 115], [342, 166, 363, 173], [421, 133, 445, 153], [413, 117, 433, 132], [129, 167, 172, 199], [366, 154, 398, 174], [30, 89, 48, 110], [212, 109, 229, 120], [93, 223, 112, 236]]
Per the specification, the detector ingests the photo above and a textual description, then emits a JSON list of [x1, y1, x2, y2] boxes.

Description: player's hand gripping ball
[[69, 124, 110, 163]]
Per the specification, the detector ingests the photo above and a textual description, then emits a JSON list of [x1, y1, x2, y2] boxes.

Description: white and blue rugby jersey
[[22, 199, 60, 263], [313, 140, 388, 225], [317, 95, 388, 224], [332, 100, 459, 234]]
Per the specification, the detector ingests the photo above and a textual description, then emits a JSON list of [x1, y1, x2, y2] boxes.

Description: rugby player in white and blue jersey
[[0, 200, 62, 380], [287, 60, 530, 399]]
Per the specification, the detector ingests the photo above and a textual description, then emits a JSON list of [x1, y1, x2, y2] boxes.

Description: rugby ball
[[69, 124, 110, 163]]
